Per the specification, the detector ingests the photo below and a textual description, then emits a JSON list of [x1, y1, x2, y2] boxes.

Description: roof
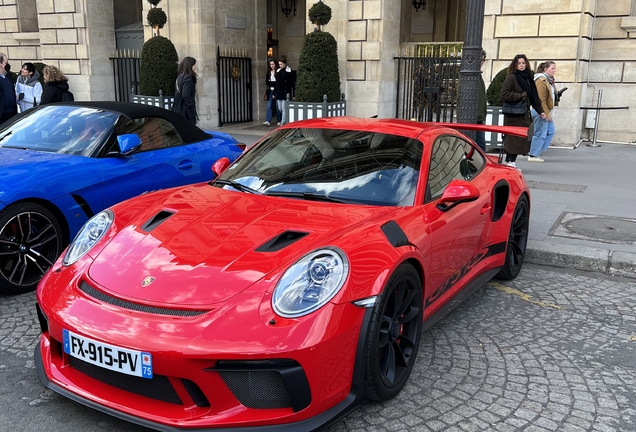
[[49, 101, 212, 144]]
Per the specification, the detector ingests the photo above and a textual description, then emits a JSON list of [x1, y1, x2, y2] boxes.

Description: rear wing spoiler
[[439, 122, 528, 139]]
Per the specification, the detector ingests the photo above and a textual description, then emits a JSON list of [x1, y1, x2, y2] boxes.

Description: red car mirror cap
[[437, 180, 480, 211], [212, 157, 231, 177]]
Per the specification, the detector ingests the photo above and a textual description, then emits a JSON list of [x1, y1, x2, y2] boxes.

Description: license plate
[[63, 329, 153, 379]]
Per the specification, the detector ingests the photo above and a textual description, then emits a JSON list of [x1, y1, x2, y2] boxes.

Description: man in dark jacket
[[0, 53, 17, 124], [274, 56, 295, 126]]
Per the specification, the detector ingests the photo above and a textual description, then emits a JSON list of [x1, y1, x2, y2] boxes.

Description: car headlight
[[63, 210, 113, 266], [272, 248, 349, 318]]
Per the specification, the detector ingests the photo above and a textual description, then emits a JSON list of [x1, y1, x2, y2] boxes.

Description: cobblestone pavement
[[1, 264, 635, 432]]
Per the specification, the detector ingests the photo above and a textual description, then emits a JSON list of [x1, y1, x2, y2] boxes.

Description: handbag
[[263, 89, 269, 101], [502, 99, 527, 115]]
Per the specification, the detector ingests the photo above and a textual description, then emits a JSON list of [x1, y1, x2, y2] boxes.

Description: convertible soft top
[[49, 101, 212, 144]]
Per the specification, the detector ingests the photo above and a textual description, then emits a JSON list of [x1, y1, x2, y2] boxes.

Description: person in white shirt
[[15, 62, 43, 112]]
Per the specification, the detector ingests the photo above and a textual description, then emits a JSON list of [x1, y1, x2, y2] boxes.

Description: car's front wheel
[[0, 202, 63, 295], [364, 263, 423, 401], [496, 194, 529, 280]]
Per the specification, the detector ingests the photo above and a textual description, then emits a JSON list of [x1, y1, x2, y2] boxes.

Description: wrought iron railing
[[110, 49, 141, 103]]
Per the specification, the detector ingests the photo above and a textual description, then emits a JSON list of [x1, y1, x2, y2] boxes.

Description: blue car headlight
[[272, 248, 349, 318], [63, 210, 113, 266]]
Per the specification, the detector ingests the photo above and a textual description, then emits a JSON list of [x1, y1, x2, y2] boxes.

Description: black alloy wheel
[[364, 263, 423, 401], [496, 194, 529, 280], [0, 202, 63, 295]]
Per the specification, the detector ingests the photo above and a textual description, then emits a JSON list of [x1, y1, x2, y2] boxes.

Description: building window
[[17, 0, 38, 33]]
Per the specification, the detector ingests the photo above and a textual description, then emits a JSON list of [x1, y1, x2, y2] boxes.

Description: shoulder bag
[[502, 99, 527, 116]]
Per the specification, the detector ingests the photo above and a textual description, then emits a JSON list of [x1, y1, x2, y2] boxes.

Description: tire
[[0, 202, 64, 295], [496, 194, 529, 280], [364, 263, 423, 401]]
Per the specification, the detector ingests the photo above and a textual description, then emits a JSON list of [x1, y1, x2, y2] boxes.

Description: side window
[[119, 117, 184, 152], [426, 135, 485, 201]]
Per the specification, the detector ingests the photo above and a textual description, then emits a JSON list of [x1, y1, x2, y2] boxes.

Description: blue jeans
[[529, 108, 555, 157], [276, 98, 288, 125], [266, 90, 279, 122]]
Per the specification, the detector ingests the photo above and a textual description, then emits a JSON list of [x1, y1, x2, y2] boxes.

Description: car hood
[[88, 185, 394, 308]]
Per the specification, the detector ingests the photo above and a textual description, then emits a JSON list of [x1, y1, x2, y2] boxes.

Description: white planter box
[[287, 95, 346, 123], [131, 94, 174, 110]]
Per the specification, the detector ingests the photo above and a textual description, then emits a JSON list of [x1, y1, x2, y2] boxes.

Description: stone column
[[457, 0, 485, 139]]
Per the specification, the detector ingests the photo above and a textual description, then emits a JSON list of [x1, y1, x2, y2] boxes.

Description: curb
[[526, 240, 636, 279]]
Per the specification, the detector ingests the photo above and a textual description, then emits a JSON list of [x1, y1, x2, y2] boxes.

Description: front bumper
[[35, 276, 373, 430]]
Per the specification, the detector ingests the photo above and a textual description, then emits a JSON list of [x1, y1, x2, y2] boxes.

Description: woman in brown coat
[[500, 54, 545, 168]]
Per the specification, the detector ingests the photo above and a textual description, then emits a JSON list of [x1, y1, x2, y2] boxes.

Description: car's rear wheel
[[496, 195, 529, 280], [0, 202, 63, 295], [364, 263, 423, 401]]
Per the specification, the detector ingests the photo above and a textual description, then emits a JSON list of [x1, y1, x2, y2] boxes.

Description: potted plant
[[288, 1, 346, 122], [133, 0, 178, 109]]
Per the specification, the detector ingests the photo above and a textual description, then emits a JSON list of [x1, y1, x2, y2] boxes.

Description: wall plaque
[[226, 15, 246, 30]]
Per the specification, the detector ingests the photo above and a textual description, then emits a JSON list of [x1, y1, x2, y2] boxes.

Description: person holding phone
[[528, 61, 558, 162], [15, 62, 43, 113]]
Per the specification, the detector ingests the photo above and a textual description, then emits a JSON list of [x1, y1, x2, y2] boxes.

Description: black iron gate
[[110, 49, 141, 103], [395, 55, 462, 123], [217, 46, 253, 126]]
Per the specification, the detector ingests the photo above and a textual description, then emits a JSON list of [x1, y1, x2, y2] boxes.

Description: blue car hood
[[0, 148, 98, 203]]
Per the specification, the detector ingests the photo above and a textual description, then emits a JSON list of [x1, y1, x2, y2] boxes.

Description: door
[[420, 134, 490, 309], [97, 117, 202, 208]]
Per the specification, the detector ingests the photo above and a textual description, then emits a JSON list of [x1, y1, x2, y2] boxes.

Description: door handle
[[178, 160, 195, 170], [480, 203, 492, 215]]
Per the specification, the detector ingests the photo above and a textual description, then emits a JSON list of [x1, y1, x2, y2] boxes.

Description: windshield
[[0, 106, 118, 156], [217, 128, 423, 206]]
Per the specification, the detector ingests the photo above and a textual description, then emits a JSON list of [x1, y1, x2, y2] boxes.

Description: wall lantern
[[412, 0, 426, 12], [281, 0, 297, 17]]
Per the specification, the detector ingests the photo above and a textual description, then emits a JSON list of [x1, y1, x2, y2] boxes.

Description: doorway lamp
[[281, 0, 297, 17], [412, 0, 426, 12]]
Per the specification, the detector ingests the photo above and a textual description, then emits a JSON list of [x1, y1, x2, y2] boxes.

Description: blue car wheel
[[0, 202, 63, 295]]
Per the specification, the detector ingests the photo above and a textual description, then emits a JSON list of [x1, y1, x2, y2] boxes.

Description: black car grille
[[79, 281, 209, 317], [218, 370, 291, 409], [68, 356, 183, 405]]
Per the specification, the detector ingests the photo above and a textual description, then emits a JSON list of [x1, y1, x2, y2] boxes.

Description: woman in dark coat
[[40, 65, 70, 105], [500, 54, 545, 168], [171, 56, 197, 124]]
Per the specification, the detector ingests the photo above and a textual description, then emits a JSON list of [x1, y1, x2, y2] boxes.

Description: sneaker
[[277, 122, 281, 126], [527, 156, 545, 162], [506, 161, 517, 168], [263, 121, 270, 126]]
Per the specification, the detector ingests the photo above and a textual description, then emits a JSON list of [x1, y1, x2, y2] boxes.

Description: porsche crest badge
[[141, 276, 156, 287], [231, 64, 240, 81]]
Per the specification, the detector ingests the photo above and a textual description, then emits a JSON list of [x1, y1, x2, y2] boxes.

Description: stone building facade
[[1, 0, 634, 144]]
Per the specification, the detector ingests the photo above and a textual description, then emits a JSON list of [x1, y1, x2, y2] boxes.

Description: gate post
[[457, 0, 485, 140]]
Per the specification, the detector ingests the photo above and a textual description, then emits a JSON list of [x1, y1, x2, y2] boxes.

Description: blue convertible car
[[0, 101, 245, 295]]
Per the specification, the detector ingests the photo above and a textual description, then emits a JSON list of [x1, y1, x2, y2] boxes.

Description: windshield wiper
[[213, 179, 263, 195], [265, 191, 350, 204], [0, 131, 14, 143]]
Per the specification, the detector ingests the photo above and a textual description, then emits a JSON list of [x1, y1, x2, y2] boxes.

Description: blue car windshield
[[0, 106, 118, 156], [217, 128, 423, 206]]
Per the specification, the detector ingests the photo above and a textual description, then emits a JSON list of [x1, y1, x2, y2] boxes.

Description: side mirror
[[117, 134, 142, 156], [437, 180, 480, 212], [212, 157, 231, 177]]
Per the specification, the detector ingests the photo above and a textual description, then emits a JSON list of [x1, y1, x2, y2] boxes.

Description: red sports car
[[35, 118, 530, 431]]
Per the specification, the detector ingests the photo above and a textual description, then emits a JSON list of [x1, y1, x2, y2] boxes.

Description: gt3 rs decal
[[425, 242, 506, 308]]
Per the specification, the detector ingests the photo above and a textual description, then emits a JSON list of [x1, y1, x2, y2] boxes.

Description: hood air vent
[[256, 231, 309, 252], [141, 210, 175, 232]]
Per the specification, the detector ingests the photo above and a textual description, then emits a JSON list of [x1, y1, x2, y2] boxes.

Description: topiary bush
[[486, 67, 508, 106], [147, 8, 167, 30], [295, 3, 341, 103], [139, 35, 178, 96]]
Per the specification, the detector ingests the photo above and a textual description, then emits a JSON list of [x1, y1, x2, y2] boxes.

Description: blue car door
[[96, 117, 202, 209]]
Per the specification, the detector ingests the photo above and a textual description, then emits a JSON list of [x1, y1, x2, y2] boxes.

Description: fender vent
[[141, 210, 175, 232], [256, 231, 309, 252]]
